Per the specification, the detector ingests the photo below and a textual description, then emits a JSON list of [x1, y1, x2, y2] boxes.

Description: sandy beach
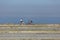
[[0, 24, 60, 40]]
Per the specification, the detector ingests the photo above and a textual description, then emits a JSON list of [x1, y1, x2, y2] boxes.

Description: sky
[[0, 0, 60, 18]]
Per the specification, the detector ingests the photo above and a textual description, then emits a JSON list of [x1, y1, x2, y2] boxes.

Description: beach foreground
[[0, 24, 60, 40]]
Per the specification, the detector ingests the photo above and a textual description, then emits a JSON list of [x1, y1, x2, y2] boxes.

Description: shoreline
[[0, 24, 60, 27]]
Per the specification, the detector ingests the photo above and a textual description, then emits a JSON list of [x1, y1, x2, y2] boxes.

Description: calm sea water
[[0, 17, 60, 24]]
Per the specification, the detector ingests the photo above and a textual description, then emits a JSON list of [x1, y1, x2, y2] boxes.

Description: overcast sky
[[0, 0, 60, 18]]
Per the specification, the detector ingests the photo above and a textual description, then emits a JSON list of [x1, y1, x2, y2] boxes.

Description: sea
[[0, 17, 60, 24]]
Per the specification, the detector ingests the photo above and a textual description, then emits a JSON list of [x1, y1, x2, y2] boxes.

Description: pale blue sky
[[0, 0, 60, 17]]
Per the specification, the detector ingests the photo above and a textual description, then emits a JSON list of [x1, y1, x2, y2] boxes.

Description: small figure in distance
[[28, 19, 33, 25], [20, 18, 24, 25]]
